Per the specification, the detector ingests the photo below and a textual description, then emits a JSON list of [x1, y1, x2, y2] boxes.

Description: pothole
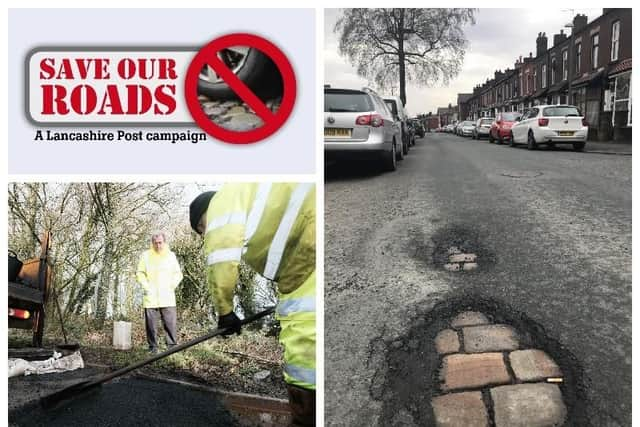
[[429, 226, 496, 272], [370, 295, 588, 427], [500, 171, 543, 179]]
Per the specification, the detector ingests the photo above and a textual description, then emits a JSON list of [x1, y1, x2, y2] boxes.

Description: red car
[[490, 112, 522, 144]]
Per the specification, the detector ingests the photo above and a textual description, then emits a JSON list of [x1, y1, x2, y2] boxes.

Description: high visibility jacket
[[136, 246, 183, 308], [204, 183, 315, 389]]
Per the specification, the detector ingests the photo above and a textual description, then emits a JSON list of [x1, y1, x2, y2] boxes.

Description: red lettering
[[154, 85, 176, 114], [39, 58, 56, 79], [117, 59, 136, 80], [97, 85, 124, 115], [41, 85, 69, 114], [126, 85, 153, 114], [158, 58, 178, 80], [70, 85, 98, 114]]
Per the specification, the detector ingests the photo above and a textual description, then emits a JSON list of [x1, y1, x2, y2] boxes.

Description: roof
[[609, 58, 632, 76], [547, 80, 568, 93]]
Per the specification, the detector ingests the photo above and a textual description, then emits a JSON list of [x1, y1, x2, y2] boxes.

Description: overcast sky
[[325, 8, 602, 116]]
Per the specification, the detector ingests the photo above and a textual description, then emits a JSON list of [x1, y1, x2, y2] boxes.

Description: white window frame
[[542, 64, 547, 88], [612, 71, 632, 127], [575, 42, 581, 75], [551, 59, 556, 85], [562, 50, 568, 80], [611, 21, 620, 61], [592, 33, 599, 70]]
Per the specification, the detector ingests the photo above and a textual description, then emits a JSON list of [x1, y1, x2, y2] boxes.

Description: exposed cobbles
[[432, 311, 567, 427], [198, 95, 281, 132]]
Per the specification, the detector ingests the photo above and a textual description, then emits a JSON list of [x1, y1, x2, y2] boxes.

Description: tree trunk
[[398, 11, 407, 106]]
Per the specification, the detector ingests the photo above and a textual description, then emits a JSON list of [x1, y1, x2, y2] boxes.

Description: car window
[[501, 112, 521, 121], [384, 100, 399, 118], [543, 106, 581, 117], [324, 91, 374, 113], [480, 119, 493, 125]]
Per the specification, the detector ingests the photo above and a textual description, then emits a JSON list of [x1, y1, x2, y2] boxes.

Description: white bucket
[[113, 321, 132, 350]]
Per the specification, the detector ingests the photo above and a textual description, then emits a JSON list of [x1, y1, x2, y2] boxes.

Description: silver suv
[[324, 87, 403, 171]]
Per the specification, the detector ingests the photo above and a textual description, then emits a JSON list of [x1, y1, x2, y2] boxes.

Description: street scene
[[325, 8, 631, 427]]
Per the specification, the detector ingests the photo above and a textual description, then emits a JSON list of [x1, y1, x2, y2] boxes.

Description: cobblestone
[[491, 383, 567, 427], [462, 324, 519, 353], [432, 391, 488, 427], [440, 353, 510, 391], [197, 95, 281, 132], [435, 329, 460, 355], [509, 349, 562, 382], [451, 311, 490, 328]]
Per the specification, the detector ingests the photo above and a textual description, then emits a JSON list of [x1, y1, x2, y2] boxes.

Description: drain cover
[[500, 171, 543, 178]]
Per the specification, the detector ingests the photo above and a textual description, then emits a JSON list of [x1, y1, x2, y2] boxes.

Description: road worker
[[136, 232, 183, 354], [189, 183, 316, 426]]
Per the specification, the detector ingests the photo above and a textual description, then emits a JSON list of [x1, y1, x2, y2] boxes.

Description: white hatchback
[[510, 105, 588, 151]]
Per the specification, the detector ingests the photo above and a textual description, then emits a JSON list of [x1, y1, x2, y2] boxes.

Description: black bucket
[[8, 250, 23, 282]]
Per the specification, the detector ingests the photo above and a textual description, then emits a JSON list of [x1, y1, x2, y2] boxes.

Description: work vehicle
[[489, 112, 522, 144], [198, 47, 282, 101], [509, 105, 588, 151], [473, 117, 494, 139], [324, 86, 403, 171], [383, 96, 414, 151], [8, 232, 53, 347]]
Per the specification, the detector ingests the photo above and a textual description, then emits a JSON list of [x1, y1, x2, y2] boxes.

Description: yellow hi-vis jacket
[[204, 183, 315, 390], [136, 246, 183, 308]]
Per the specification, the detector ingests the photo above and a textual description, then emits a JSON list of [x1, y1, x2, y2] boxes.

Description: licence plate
[[558, 131, 574, 136], [325, 128, 351, 138]]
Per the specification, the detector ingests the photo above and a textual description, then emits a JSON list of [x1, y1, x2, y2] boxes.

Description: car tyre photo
[[509, 132, 516, 147], [198, 48, 282, 101]]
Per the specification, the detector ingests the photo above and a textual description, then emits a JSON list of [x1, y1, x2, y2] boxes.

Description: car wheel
[[496, 135, 503, 145], [382, 143, 398, 172], [509, 132, 516, 147], [472, 133, 476, 140], [396, 138, 404, 161], [489, 132, 494, 143], [573, 142, 586, 152], [198, 48, 282, 101], [402, 138, 409, 155], [527, 131, 538, 150], [548, 142, 556, 150]]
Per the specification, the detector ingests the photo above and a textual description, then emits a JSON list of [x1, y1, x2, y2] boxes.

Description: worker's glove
[[218, 312, 242, 336]]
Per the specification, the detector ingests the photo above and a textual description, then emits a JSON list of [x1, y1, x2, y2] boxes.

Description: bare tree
[[335, 8, 476, 105]]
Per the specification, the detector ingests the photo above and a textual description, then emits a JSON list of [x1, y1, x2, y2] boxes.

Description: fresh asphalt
[[324, 132, 631, 426]]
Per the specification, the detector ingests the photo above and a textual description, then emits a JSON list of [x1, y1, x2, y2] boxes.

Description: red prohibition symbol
[[185, 33, 297, 144]]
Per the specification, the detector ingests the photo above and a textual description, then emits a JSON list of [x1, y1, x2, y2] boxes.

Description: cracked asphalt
[[324, 133, 631, 426]]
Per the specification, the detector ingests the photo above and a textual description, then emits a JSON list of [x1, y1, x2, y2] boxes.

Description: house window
[[611, 21, 620, 61], [551, 58, 556, 85], [542, 64, 547, 88], [533, 69, 537, 91], [562, 50, 568, 80], [591, 33, 599, 69], [575, 43, 581, 75], [612, 72, 632, 126]]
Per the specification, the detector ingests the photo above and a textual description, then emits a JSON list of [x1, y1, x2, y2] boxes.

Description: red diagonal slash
[[205, 54, 275, 122], [185, 33, 297, 144]]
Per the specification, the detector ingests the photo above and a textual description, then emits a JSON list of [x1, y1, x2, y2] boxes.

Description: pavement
[[325, 132, 631, 426], [584, 140, 632, 155]]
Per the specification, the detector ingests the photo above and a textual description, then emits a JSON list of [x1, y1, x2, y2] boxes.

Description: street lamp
[[565, 22, 574, 105]]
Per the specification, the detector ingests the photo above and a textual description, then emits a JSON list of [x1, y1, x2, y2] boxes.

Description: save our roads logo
[[26, 34, 296, 144]]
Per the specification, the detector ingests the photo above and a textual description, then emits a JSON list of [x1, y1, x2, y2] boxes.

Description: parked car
[[410, 119, 426, 138], [509, 105, 588, 151], [489, 112, 522, 144], [459, 121, 475, 137], [383, 96, 413, 151], [473, 117, 494, 140], [324, 86, 403, 171], [445, 124, 455, 133]]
